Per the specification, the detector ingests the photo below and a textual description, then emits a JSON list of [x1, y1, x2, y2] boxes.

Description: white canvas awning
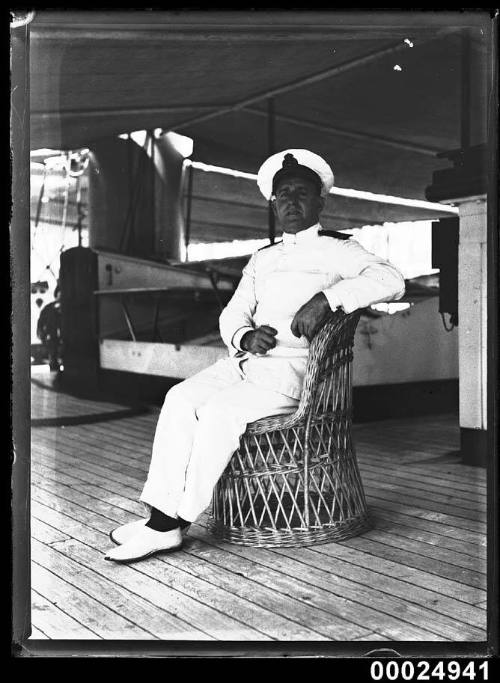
[[29, 10, 490, 205]]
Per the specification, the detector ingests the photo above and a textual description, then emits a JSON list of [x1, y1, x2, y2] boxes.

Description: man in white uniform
[[105, 149, 405, 563]]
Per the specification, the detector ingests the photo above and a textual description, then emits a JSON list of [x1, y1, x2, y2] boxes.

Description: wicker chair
[[209, 309, 371, 547]]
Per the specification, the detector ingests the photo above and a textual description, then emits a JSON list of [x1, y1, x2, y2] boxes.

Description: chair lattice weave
[[209, 310, 371, 547]]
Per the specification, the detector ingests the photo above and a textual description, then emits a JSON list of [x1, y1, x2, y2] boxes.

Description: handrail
[[94, 287, 196, 295], [94, 285, 229, 344]]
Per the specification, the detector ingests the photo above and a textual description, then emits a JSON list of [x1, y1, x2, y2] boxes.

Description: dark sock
[[146, 508, 191, 532], [146, 508, 180, 532], [178, 516, 191, 530]]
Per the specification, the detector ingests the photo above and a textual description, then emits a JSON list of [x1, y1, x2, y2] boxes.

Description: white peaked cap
[[256, 148, 334, 200]]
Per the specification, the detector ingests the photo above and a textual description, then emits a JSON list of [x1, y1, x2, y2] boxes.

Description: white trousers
[[140, 357, 298, 522]]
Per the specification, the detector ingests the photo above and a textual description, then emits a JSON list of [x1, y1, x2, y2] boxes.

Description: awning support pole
[[461, 29, 471, 150], [267, 97, 276, 245], [184, 161, 194, 257]]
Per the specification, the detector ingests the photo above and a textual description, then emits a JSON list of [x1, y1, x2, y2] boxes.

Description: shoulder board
[[318, 230, 351, 240], [258, 240, 283, 251]]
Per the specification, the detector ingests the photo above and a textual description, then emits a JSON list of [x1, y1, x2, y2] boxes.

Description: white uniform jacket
[[219, 223, 406, 399]]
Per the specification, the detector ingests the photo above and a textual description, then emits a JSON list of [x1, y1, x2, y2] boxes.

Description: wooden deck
[[29, 369, 487, 642]]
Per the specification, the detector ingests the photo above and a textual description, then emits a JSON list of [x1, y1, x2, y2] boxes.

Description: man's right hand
[[240, 325, 278, 355]]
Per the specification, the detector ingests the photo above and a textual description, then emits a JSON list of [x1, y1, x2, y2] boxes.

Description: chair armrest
[[245, 310, 361, 435]]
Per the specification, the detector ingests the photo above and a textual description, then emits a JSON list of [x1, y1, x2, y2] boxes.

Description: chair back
[[297, 309, 361, 423]]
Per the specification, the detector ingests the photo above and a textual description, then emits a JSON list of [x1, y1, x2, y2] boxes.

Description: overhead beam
[[28, 104, 443, 159], [170, 30, 457, 134], [30, 11, 487, 38], [30, 105, 223, 119], [30, 28, 444, 42], [243, 107, 441, 156]]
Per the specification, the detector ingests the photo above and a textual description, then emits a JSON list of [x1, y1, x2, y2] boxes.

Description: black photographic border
[[10, 5, 499, 665]]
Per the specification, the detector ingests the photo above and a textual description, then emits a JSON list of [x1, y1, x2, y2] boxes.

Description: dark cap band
[[272, 153, 322, 195]]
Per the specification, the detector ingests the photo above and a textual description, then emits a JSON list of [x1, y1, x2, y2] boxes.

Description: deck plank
[[32, 444, 148, 489], [33, 441, 483, 546], [369, 508, 486, 556], [29, 379, 488, 642], [32, 484, 460, 642], [358, 452, 486, 487], [32, 552, 155, 640], [366, 500, 486, 546], [33, 427, 487, 514], [309, 543, 485, 604], [35, 427, 150, 466], [353, 632, 389, 641], [358, 461, 487, 499], [31, 491, 335, 640], [31, 458, 142, 504], [33, 525, 272, 641], [353, 526, 486, 574], [31, 455, 487, 563], [184, 526, 484, 641], [30, 514, 212, 640], [33, 435, 148, 477], [28, 626, 49, 639], [32, 479, 368, 640], [360, 470, 486, 512], [32, 472, 136, 527], [189, 524, 486, 634], [31, 474, 486, 640], [364, 489, 486, 535], [31, 460, 486, 636], [31, 589, 100, 639], [188, 519, 486, 625], [341, 536, 484, 588]]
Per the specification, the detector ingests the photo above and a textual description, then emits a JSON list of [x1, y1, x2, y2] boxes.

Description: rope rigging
[[31, 149, 90, 283]]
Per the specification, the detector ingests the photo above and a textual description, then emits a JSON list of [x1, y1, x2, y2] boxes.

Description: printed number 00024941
[[370, 661, 489, 681]]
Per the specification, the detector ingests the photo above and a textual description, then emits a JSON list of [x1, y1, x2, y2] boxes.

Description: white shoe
[[104, 526, 183, 564], [110, 518, 191, 546], [109, 519, 148, 545]]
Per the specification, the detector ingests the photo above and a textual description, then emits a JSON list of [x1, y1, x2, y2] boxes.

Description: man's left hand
[[290, 292, 332, 341]]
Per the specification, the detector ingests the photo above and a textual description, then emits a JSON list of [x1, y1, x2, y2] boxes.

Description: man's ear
[[317, 194, 326, 213]]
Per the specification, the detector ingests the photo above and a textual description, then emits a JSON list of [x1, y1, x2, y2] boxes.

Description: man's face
[[272, 175, 325, 233]]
